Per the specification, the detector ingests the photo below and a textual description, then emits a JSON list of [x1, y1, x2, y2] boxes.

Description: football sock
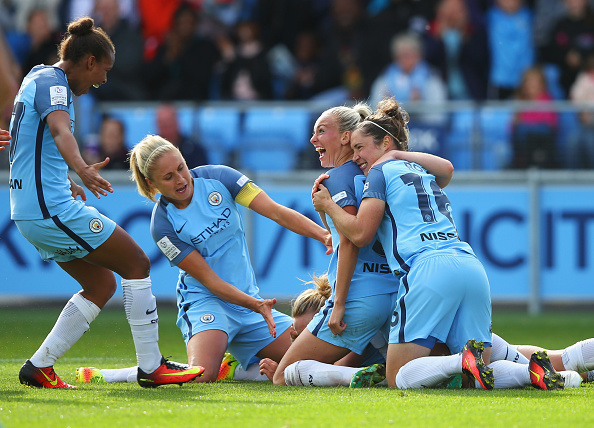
[[30, 293, 100, 368], [121, 277, 161, 373], [100, 366, 138, 383], [482, 360, 529, 389], [283, 360, 358, 387], [490, 333, 529, 364], [233, 363, 269, 381], [562, 339, 594, 373], [395, 354, 461, 389], [587, 371, 594, 383]]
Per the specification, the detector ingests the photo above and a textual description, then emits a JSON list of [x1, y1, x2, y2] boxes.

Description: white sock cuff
[[562, 342, 587, 373], [284, 361, 304, 386], [70, 293, 100, 324], [121, 277, 152, 290]]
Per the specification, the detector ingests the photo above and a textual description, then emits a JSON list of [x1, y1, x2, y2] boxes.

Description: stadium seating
[[479, 108, 513, 170], [242, 107, 312, 151], [109, 106, 157, 148], [236, 135, 298, 172], [195, 106, 242, 165]]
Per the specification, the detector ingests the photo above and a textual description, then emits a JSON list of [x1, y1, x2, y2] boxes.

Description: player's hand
[[0, 129, 11, 151], [322, 230, 332, 255], [70, 181, 87, 201], [328, 303, 347, 335], [312, 184, 332, 212], [311, 173, 330, 199], [255, 298, 277, 338], [259, 358, 278, 381], [78, 158, 113, 199]]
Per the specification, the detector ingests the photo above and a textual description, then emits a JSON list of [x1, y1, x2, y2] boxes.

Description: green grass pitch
[[1, 304, 593, 428]]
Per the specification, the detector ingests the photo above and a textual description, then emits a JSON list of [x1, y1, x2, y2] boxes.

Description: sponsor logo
[[236, 175, 249, 187], [363, 182, 369, 192], [419, 231, 457, 242], [208, 191, 222, 206], [89, 218, 103, 233], [308, 374, 314, 386], [40, 370, 58, 386], [9, 179, 22, 190], [390, 310, 399, 328], [146, 307, 157, 315], [362, 262, 391, 274], [176, 222, 187, 233], [190, 208, 231, 245], [200, 313, 215, 323]]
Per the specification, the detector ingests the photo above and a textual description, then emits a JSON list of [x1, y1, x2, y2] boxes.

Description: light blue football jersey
[[9, 65, 75, 220], [321, 160, 396, 300], [363, 159, 475, 275], [151, 165, 260, 309]]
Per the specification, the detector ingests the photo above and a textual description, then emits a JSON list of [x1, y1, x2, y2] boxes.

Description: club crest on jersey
[[89, 218, 103, 233], [200, 313, 215, 323], [208, 191, 222, 206]]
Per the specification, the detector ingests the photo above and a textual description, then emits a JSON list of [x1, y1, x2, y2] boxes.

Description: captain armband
[[235, 182, 262, 208]]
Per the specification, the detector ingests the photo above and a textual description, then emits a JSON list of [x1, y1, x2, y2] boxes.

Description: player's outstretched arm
[[47, 110, 113, 198], [249, 190, 332, 255]]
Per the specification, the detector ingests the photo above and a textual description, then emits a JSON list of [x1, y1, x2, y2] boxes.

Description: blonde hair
[[324, 102, 373, 134], [291, 274, 332, 318], [129, 134, 182, 202]]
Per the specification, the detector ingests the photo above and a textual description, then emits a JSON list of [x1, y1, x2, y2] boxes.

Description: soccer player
[[274, 102, 456, 387], [126, 135, 331, 382], [9, 17, 203, 388], [313, 97, 497, 390]]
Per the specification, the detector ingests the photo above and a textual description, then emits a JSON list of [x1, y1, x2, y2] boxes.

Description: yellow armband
[[235, 182, 262, 207]]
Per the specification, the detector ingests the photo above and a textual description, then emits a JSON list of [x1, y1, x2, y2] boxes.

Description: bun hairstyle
[[58, 16, 115, 64], [291, 274, 332, 318], [357, 97, 410, 151], [324, 102, 373, 134]]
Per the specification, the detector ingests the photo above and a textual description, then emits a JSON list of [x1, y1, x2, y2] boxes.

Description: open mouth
[[93, 83, 101, 89], [176, 184, 187, 193], [315, 146, 326, 158], [357, 162, 368, 171]]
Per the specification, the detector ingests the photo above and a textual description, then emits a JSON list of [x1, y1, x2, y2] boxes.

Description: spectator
[[423, 0, 490, 101], [510, 66, 559, 169], [567, 52, 594, 168], [84, 117, 129, 170], [486, 0, 535, 100], [22, 8, 62, 75], [143, 2, 220, 101], [137, 0, 182, 61], [91, 0, 146, 101], [540, 0, 594, 97], [156, 103, 209, 169], [219, 20, 274, 100], [283, 30, 321, 100], [311, 0, 376, 103], [369, 31, 447, 125]]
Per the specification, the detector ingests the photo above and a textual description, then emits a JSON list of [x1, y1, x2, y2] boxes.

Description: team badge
[[89, 218, 103, 233], [208, 191, 222, 206], [200, 313, 215, 323]]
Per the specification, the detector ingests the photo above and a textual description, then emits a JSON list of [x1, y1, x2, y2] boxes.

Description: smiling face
[[147, 150, 193, 209], [351, 129, 392, 175], [310, 111, 351, 168]]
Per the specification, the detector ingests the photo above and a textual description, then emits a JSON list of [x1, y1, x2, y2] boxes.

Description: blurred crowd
[[1, 0, 594, 170]]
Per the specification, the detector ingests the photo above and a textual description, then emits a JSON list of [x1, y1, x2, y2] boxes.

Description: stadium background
[[1, 0, 593, 311]]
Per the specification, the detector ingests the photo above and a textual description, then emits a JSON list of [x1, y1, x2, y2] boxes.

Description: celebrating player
[[273, 102, 456, 387], [312, 97, 499, 390], [9, 17, 203, 389], [126, 134, 331, 382]]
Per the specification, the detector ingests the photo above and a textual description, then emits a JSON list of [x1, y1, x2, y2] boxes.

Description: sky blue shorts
[[389, 250, 492, 353], [14, 201, 116, 263], [177, 296, 292, 369], [307, 291, 397, 355]]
